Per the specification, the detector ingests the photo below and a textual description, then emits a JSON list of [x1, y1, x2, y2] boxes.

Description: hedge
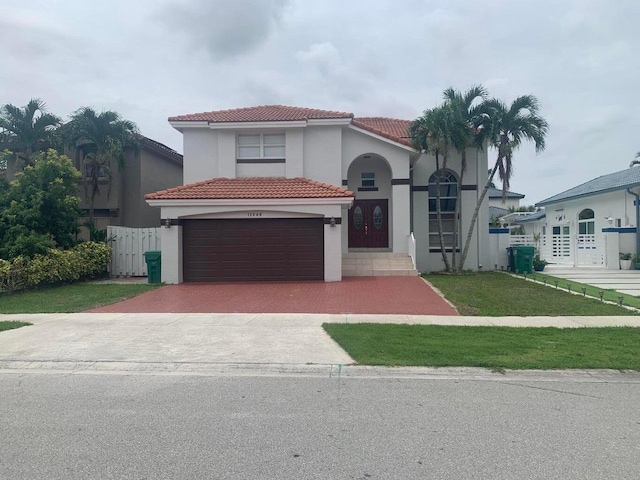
[[0, 242, 111, 293]]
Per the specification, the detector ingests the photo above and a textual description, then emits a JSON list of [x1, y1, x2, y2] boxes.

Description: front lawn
[[323, 323, 640, 370], [0, 321, 31, 332], [0, 283, 161, 313], [423, 272, 637, 316]]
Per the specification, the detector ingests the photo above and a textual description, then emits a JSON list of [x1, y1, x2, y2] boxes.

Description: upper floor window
[[361, 172, 375, 187], [428, 170, 458, 212], [237, 133, 285, 159]]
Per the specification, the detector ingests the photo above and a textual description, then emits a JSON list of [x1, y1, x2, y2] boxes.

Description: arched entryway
[[347, 154, 392, 248]]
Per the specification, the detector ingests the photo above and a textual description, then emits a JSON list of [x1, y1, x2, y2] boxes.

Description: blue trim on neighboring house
[[489, 228, 510, 234], [602, 227, 637, 233]]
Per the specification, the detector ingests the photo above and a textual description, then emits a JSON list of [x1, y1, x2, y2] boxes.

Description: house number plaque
[[247, 212, 262, 217]]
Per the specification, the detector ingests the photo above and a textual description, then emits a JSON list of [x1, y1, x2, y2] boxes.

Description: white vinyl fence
[[107, 226, 161, 277]]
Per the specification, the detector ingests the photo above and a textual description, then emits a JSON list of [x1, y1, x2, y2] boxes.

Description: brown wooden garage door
[[182, 218, 324, 282]]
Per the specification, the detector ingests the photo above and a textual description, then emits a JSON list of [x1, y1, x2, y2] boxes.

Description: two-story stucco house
[[145, 105, 490, 283]]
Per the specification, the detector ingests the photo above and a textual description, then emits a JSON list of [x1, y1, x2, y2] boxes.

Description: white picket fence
[[107, 226, 161, 277]]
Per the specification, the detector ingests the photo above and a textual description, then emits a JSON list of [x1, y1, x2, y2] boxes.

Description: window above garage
[[237, 133, 285, 160]]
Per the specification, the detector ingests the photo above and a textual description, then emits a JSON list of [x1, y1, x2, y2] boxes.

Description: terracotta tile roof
[[145, 177, 354, 200], [352, 117, 413, 147], [169, 105, 354, 123], [170, 105, 416, 148]]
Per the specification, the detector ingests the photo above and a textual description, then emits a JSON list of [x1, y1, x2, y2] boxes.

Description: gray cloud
[[159, 0, 289, 61]]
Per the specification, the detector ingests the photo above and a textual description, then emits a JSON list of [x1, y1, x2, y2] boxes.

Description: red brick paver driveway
[[91, 277, 458, 315]]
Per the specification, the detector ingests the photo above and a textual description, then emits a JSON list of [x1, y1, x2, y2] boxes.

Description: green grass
[[423, 271, 637, 316], [0, 321, 31, 332], [0, 283, 161, 313], [323, 323, 640, 370], [529, 272, 640, 309]]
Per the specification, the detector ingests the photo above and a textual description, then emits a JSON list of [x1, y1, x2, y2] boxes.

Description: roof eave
[[146, 197, 355, 207], [536, 183, 640, 207]]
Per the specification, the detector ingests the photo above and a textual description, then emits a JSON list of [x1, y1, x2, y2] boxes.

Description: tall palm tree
[[66, 107, 140, 224], [459, 95, 548, 270], [410, 104, 469, 271], [0, 99, 61, 170], [442, 85, 488, 272]]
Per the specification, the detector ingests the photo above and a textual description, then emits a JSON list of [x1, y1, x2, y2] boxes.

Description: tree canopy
[[0, 150, 81, 259], [0, 99, 61, 169]]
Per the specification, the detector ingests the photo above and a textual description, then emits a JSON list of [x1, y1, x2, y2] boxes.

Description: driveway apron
[[90, 277, 458, 315]]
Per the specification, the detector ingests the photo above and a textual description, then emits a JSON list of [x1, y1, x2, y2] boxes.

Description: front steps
[[342, 252, 419, 277]]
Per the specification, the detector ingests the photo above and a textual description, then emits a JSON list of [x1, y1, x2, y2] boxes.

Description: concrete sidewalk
[[1, 313, 639, 375]]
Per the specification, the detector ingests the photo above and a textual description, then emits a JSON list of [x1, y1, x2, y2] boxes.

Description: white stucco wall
[[236, 163, 286, 177], [303, 125, 342, 186], [183, 129, 218, 184], [489, 197, 520, 210]]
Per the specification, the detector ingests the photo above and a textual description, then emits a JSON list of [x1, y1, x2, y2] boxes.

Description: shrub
[[0, 242, 111, 293]]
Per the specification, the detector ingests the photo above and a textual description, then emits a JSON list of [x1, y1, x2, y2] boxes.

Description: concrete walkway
[[545, 265, 640, 296], [1, 313, 640, 373]]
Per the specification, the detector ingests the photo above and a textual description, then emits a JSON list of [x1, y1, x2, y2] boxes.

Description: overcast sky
[[2, 0, 639, 204]]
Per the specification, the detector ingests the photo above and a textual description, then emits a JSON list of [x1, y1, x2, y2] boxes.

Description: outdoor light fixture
[[599, 291, 604, 301], [567, 283, 572, 293], [329, 217, 336, 227], [581, 287, 587, 297], [618, 295, 624, 306], [494, 264, 498, 270], [554, 280, 559, 289], [163, 218, 171, 228]]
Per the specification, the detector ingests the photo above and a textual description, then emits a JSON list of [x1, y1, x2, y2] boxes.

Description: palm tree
[[459, 95, 548, 270], [442, 85, 488, 272], [66, 107, 140, 224], [410, 104, 469, 272], [630, 152, 640, 168], [0, 99, 61, 170]]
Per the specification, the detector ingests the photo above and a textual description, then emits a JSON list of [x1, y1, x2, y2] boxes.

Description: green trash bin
[[513, 245, 535, 274], [144, 250, 162, 284]]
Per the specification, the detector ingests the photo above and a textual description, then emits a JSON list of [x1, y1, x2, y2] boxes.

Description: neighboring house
[[146, 105, 490, 283], [534, 167, 640, 267], [4, 136, 183, 232], [488, 187, 524, 210], [74, 136, 183, 231]]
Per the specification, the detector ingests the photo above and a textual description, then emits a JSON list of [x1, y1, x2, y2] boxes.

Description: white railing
[[509, 235, 537, 246], [408, 232, 417, 269], [107, 226, 161, 277]]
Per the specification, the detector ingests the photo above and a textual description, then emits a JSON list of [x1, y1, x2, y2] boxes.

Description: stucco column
[[161, 224, 183, 283], [392, 184, 410, 253], [604, 230, 620, 270], [324, 222, 342, 281]]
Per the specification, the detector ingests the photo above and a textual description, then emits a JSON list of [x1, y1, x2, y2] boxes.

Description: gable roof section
[[537, 167, 640, 206], [169, 105, 354, 123], [351, 117, 413, 147], [138, 135, 183, 165], [145, 177, 354, 200], [488, 187, 525, 199], [169, 105, 415, 148]]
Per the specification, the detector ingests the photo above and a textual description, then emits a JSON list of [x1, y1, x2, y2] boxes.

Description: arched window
[[428, 170, 459, 249], [578, 208, 595, 235]]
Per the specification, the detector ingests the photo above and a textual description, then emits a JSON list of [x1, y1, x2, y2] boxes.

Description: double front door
[[348, 199, 389, 248]]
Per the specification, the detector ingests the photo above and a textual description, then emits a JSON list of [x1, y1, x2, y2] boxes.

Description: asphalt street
[[1, 371, 639, 479]]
